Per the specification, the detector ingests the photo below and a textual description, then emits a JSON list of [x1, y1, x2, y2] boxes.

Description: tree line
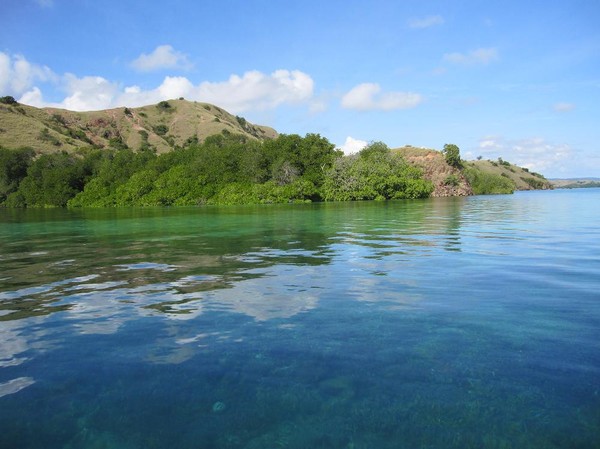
[[0, 133, 434, 208]]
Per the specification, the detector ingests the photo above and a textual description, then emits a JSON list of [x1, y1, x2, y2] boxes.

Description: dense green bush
[[157, 101, 172, 111], [8, 152, 89, 207], [442, 144, 462, 168], [0, 147, 35, 204], [0, 96, 17, 105], [322, 142, 433, 201], [2, 133, 436, 208], [153, 124, 169, 136]]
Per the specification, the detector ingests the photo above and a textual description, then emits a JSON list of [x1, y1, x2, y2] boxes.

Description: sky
[[1, 0, 599, 178]]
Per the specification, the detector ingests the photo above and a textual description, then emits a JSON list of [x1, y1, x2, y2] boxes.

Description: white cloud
[[476, 135, 573, 174], [338, 136, 368, 155], [19, 87, 45, 107], [0, 52, 56, 96], [443, 48, 499, 65], [61, 74, 121, 111], [10, 52, 314, 113], [408, 15, 444, 29], [341, 83, 422, 111], [479, 138, 500, 149], [553, 102, 575, 112], [195, 69, 314, 112], [130, 45, 193, 72]]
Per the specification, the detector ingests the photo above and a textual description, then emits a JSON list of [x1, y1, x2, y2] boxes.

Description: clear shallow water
[[1, 189, 599, 449]]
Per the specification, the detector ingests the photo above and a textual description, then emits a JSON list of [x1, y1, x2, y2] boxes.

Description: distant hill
[[0, 98, 277, 153], [550, 178, 600, 189], [394, 146, 552, 195]]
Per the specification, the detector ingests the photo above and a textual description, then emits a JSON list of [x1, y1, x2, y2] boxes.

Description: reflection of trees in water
[[319, 198, 467, 257], [0, 200, 473, 325], [0, 198, 475, 369], [0, 206, 337, 324]]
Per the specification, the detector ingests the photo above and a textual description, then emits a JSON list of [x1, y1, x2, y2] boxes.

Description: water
[[1, 189, 599, 449]]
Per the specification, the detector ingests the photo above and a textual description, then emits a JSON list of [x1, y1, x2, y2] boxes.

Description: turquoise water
[[1, 189, 599, 449]]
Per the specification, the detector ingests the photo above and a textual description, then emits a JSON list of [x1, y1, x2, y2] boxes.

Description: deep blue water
[[1, 189, 599, 449]]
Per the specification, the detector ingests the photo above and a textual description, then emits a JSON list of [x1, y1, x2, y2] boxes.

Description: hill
[[550, 178, 600, 189], [466, 158, 552, 191], [394, 146, 473, 197], [0, 98, 277, 153], [394, 146, 552, 195]]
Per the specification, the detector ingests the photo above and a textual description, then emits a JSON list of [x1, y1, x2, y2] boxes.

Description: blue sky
[[1, 0, 599, 178]]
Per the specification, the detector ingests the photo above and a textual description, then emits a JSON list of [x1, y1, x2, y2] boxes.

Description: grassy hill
[[466, 158, 552, 191], [0, 98, 277, 154], [394, 146, 552, 195]]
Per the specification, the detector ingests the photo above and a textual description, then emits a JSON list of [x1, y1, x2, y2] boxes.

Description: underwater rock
[[212, 401, 226, 413]]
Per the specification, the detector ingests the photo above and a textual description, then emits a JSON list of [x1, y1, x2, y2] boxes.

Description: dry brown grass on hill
[[0, 99, 277, 154]]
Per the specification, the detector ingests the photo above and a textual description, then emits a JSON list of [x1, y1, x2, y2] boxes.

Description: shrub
[[108, 136, 128, 150], [51, 113, 66, 125], [38, 128, 61, 146], [521, 176, 546, 189], [153, 124, 168, 136], [236, 115, 248, 129], [444, 174, 460, 186], [442, 144, 462, 167], [157, 101, 172, 111], [0, 96, 17, 105]]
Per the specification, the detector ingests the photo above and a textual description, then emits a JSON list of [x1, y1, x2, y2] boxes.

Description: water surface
[[1, 190, 599, 448]]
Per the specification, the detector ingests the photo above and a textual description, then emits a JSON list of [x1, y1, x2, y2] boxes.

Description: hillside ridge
[[394, 145, 552, 195], [0, 98, 277, 153]]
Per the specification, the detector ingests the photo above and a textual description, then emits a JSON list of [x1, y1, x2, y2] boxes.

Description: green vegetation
[[0, 96, 18, 105], [469, 158, 552, 192], [444, 174, 460, 186], [521, 176, 547, 189], [1, 133, 554, 207], [6, 151, 92, 207], [322, 142, 433, 201], [464, 166, 515, 194], [0, 99, 553, 207], [153, 124, 169, 136], [157, 100, 172, 111], [0, 135, 442, 208], [442, 143, 462, 168], [0, 146, 35, 203], [37, 128, 62, 146]]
